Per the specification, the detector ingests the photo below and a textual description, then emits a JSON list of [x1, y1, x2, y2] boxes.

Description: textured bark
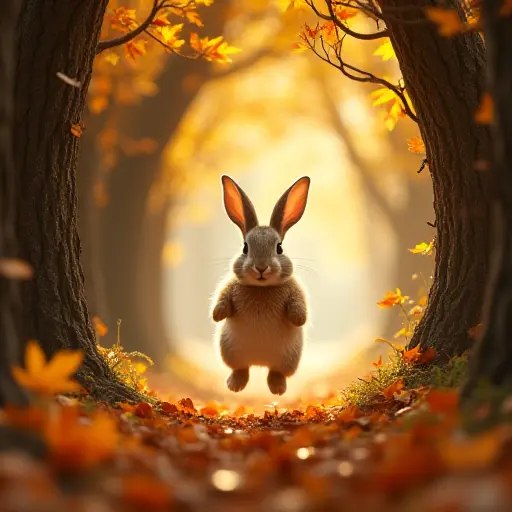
[[463, 0, 512, 395], [0, 0, 27, 407], [382, 0, 492, 357], [13, 0, 140, 402]]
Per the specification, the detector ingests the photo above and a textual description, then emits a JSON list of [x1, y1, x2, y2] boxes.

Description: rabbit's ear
[[270, 176, 310, 238], [221, 175, 259, 235]]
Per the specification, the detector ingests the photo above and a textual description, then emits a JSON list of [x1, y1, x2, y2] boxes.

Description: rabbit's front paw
[[213, 299, 233, 322], [267, 370, 287, 395], [227, 368, 249, 392], [286, 304, 307, 327]]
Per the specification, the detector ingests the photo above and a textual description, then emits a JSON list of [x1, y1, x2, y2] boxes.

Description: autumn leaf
[[125, 39, 147, 61], [402, 344, 422, 364], [71, 123, 83, 137], [135, 402, 153, 419], [475, 93, 493, 124], [0, 258, 33, 280], [190, 33, 241, 63], [417, 347, 437, 365], [382, 378, 405, 399], [336, 404, 362, 423], [160, 402, 178, 414], [425, 7, 465, 37], [373, 39, 395, 61], [377, 288, 409, 308], [45, 406, 119, 471], [12, 340, 83, 396], [92, 316, 108, 337], [104, 52, 120, 66], [425, 388, 459, 414], [408, 241, 434, 256], [407, 136, 425, 154], [373, 355, 383, 368], [160, 23, 185, 50]]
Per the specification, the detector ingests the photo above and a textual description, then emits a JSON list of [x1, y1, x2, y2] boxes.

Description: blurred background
[[79, 0, 434, 405]]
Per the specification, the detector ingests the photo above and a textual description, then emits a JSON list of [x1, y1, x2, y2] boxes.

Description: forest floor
[[2, 351, 512, 512]]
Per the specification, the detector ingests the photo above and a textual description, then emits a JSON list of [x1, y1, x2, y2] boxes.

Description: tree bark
[[13, 0, 140, 402], [382, 0, 492, 357], [463, 0, 512, 396], [0, 0, 27, 407]]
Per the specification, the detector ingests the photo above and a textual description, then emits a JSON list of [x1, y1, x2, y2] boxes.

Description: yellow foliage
[[407, 136, 425, 154], [12, 341, 83, 396], [425, 7, 465, 37], [373, 40, 395, 61]]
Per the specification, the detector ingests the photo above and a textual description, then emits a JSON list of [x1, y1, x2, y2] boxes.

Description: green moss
[[340, 353, 468, 409]]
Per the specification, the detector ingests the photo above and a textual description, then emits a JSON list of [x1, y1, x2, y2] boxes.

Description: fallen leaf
[[382, 378, 405, 400]]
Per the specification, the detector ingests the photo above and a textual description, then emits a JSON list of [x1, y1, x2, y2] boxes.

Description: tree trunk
[[382, 0, 492, 357], [0, 0, 27, 407], [13, 0, 139, 402], [463, 0, 512, 396]]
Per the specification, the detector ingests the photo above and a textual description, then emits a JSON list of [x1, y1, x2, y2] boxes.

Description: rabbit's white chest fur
[[215, 278, 304, 375]]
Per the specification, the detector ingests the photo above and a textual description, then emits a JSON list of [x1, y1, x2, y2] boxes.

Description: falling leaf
[[382, 378, 405, 399], [56, 72, 81, 88], [92, 316, 108, 337], [0, 258, 33, 280], [104, 52, 120, 66], [407, 136, 425, 154], [425, 7, 465, 37], [12, 340, 83, 396], [408, 241, 434, 256], [373, 39, 395, 61], [475, 93, 493, 124], [377, 288, 409, 308]]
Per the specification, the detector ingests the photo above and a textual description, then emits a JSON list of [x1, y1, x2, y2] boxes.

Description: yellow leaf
[[377, 288, 409, 308], [425, 7, 464, 37], [373, 39, 395, 61], [407, 136, 425, 154], [475, 93, 493, 124], [370, 87, 397, 107], [104, 52, 120, 66], [408, 241, 434, 256], [12, 341, 83, 396]]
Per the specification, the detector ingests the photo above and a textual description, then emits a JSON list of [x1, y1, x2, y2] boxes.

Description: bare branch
[[305, 33, 418, 123], [324, 0, 389, 40], [97, 0, 163, 54]]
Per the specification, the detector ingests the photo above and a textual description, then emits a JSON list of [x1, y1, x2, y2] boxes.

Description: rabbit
[[211, 174, 310, 395]]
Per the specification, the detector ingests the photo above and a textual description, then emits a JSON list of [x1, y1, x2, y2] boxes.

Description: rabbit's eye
[[243, 242, 248, 255], [276, 243, 283, 255]]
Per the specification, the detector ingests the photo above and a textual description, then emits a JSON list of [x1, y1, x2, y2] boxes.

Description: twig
[[324, 0, 389, 40], [97, 0, 163, 54], [417, 158, 428, 173], [427, 220, 437, 228]]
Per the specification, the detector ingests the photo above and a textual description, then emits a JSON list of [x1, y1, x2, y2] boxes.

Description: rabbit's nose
[[256, 266, 268, 274]]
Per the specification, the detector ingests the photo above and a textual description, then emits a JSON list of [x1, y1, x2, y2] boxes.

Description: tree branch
[[323, 0, 389, 40], [305, 34, 418, 123], [97, 0, 163, 54]]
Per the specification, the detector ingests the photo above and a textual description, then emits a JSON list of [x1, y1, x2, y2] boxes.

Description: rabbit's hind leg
[[227, 368, 249, 392], [267, 370, 287, 395]]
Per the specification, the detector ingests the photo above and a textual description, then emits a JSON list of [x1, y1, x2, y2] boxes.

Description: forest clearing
[[1, 0, 512, 510]]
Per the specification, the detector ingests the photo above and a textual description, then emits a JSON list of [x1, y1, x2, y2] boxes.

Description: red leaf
[[160, 402, 178, 414], [135, 402, 153, 418]]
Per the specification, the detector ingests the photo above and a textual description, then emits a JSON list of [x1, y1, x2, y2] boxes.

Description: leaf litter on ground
[[2, 342, 512, 511]]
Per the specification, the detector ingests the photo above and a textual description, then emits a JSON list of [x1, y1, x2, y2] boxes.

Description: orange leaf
[[417, 347, 437, 365], [407, 136, 425, 154], [377, 288, 409, 308], [71, 124, 83, 137], [382, 378, 405, 399], [475, 93, 493, 124], [402, 345, 422, 364], [92, 316, 108, 337], [0, 258, 33, 280], [160, 402, 178, 414], [135, 402, 153, 418], [425, 389, 459, 414], [336, 404, 362, 423], [425, 7, 464, 36], [373, 355, 383, 368]]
